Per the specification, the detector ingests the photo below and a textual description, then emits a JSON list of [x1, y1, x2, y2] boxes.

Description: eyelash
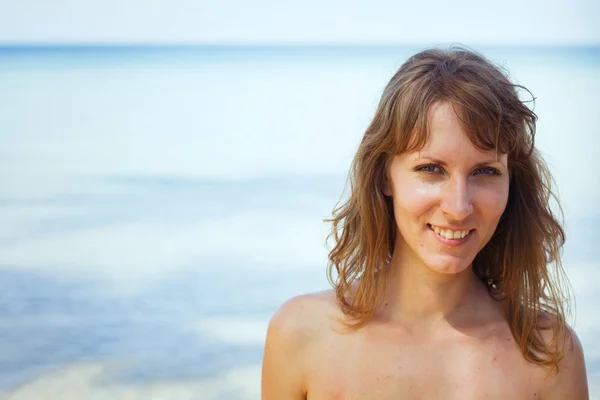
[[416, 164, 501, 176]]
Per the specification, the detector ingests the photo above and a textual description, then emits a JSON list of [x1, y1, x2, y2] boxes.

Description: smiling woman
[[261, 46, 589, 399], [382, 102, 510, 277]]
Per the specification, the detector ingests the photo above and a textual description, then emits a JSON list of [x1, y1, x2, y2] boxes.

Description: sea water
[[0, 45, 599, 399]]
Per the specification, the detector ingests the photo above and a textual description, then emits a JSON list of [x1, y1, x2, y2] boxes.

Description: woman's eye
[[475, 167, 501, 176], [417, 164, 443, 174], [416, 165, 500, 176]]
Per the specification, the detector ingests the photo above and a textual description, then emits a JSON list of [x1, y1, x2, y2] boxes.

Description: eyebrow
[[417, 154, 504, 168]]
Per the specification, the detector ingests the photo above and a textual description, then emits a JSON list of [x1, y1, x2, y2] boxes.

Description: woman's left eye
[[474, 167, 501, 176]]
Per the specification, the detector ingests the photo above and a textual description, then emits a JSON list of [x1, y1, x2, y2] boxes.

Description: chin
[[423, 254, 474, 275]]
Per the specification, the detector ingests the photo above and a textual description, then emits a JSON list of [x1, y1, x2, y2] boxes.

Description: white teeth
[[430, 225, 470, 240]]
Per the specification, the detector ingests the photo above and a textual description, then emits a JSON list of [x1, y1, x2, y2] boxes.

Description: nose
[[440, 176, 473, 221]]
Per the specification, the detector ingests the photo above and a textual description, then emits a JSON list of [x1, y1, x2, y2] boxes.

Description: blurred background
[[0, 1, 599, 399]]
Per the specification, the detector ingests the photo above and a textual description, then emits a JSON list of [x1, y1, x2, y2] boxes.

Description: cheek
[[392, 181, 440, 219], [476, 184, 509, 221]]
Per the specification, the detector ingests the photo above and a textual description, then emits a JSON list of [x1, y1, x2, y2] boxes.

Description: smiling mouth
[[427, 224, 473, 240]]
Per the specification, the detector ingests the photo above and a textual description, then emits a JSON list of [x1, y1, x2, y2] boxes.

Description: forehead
[[408, 102, 507, 163]]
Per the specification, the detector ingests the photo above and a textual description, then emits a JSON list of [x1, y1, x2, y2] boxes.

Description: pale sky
[[0, 0, 599, 45]]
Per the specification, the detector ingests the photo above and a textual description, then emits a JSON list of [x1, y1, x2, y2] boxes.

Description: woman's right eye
[[416, 164, 443, 174]]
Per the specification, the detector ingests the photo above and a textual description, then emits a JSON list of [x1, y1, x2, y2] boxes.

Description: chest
[[305, 330, 544, 400]]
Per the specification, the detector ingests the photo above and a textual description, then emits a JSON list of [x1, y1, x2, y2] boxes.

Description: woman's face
[[384, 101, 510, 274]]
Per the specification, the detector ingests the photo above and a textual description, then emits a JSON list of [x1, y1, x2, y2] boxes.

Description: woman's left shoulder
[[537, 320, 589, 399]]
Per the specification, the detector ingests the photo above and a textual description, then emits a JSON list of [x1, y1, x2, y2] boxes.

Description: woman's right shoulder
[[261, 290, 341, 399], [267, 289, 340, 342]]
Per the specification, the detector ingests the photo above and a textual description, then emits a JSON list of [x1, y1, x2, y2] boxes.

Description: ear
[[382, 180, 392, 197]]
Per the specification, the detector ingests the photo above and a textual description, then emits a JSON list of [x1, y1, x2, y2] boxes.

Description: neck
[[379, 239, 485, 329]]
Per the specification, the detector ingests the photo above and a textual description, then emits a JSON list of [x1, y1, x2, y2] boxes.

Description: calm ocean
[[0, 45, 599, 399]]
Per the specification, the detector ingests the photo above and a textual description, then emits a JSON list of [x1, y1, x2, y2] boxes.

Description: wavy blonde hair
[[326, 46, 571, 371]]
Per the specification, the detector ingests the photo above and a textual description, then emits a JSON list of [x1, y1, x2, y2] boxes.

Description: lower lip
[[428, 224, 473, 247]]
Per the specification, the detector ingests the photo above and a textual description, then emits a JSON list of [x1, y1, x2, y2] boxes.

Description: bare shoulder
[[270, 289, 339, 335], [537, 320, 589, 400], [265, 291, 334, 346], [261, 290, 339, 400]]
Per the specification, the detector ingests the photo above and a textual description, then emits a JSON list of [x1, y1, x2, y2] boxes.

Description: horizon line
[[1, 42, 600, 50]]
